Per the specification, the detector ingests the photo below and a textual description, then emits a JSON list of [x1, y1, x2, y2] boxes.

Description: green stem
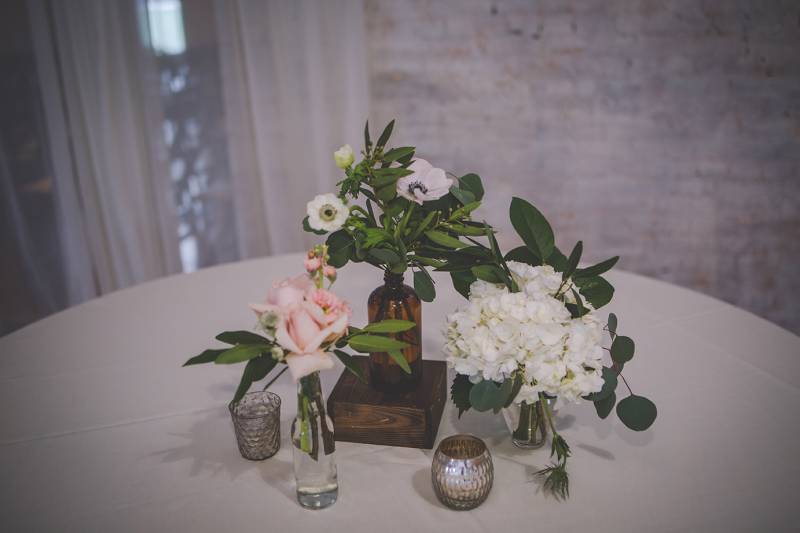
[[538, 393, 559, 437], [262, 366, 287, 391]]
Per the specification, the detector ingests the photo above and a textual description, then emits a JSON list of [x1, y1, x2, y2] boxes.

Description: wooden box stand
[[326, 356, 447, 449]]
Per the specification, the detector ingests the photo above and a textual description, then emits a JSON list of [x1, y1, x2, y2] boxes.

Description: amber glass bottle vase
[[367, 271, 422, 392]]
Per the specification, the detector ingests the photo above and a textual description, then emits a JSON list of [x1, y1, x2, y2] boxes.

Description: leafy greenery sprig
[[448, 197, 657, 498], [183, 246, 419, 404], [303, 120, 488, 303]]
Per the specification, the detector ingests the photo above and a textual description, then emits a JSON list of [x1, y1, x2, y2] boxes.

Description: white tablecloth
[[2, 254, 799, 532]]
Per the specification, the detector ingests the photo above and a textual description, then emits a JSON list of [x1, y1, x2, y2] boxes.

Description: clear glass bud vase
[[502, 400, 547, 449], [291, 371, 338, 509]]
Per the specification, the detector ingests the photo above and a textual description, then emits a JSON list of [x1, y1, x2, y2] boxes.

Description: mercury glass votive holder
[[431, 434, 493, 510], [229, 391, 281, 461]]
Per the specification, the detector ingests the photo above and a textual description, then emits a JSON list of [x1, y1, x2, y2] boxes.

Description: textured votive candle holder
[[229, 391, 281, 461], [431, 434, 493, 510]]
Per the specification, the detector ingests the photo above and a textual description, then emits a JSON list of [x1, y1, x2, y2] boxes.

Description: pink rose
[[251, 275, 350, 381]]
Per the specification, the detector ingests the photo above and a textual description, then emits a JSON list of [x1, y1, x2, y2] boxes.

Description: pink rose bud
[[304, 257, 322, 272], [323, 265, 337, 278]]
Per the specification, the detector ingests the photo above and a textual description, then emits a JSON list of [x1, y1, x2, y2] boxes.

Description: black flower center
[[408, 181, 428, 195], [320, 205, 337, 221]]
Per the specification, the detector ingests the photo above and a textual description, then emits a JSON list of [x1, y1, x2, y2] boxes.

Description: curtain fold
[[30, 0, 181, 299], [215, 0, 369, 256]]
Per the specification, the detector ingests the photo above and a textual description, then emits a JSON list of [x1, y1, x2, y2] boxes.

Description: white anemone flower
[[306, 193, 349, 232], [396, 158, 453, 204]]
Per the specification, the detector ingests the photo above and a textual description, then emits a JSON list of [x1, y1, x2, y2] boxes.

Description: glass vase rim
[[436, 434, 489, 460], [228, 390, 281, 419]]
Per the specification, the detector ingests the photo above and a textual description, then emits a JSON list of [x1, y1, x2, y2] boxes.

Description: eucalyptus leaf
[[469, 379, 511, 412], [333, 349, 367, 383], [616, 395, 657, 431], [362, 319, 416, 333], [413, 268, 436, 302], [215, 344, 270, 364], [348, 334, 409, 353], [607, 313, 618, 338], [509, 197, 555, 260], [610, 335, 635, 364], [326, 230, 354, 268], [387, 349, 412, 373], [583, 366, 618, 402], [594, 391, 616, 419], [183, 349, 225, 366], [216, 330, 270, 345]]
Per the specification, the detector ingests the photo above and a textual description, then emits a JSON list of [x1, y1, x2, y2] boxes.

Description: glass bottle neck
[[384, 271, 404, 289]]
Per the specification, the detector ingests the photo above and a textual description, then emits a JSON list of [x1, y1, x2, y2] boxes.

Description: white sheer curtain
[[13, 0, 368, 331], [215, 0, 369, 255]]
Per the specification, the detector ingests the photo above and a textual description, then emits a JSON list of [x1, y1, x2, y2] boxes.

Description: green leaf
[[407, 210, 437, 243], [362, 227, 391, 248], [451, 374, 474, 417], [326, 230, 354, 268], [504, 374, 524, 408], [382, 146, 415, 163], [369, 247, 402, 265], [413, 268, 436, 302], [376, 120, 395, 148], [425, 230, 467, 249], [594, 391, 616, 419], [569, 288, 587, 318], [232, 356, 277, 404], [364, 120, 371, 151], [450, 270, 476, 299], [183, 348, 225, 366], [548, 247, 569, 272], [215, 344, 270, 364], [616, 395, 657, 431], [445, 223, 486, 236], [610, 335, 635, 364], [607, 313, 618, 338], [362, 319, 416, 333], [583, 366, 618, 402], [302, 216, 327, 235], [348, 334, 409, 353], [216, 330, 270, 345], [410, 255, 445, 268], [458, 173, 484, 201], [468, 379, 512, 412], [387, 349, 412, 373], [375, 183, 397, 202], [504, 246, 541, 266], [333, 349, 367, 383], [450, 186, 476, 206], [575, 275, 615, 309], [575, 256, 619, 279], [448, 201, 481, 221], [509, 197, 555, 260], [563, 241, 583, 280], [372, 167, 414, 188], [471, 265, 506, 283]]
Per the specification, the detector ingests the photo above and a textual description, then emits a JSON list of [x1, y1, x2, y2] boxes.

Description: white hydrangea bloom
[[444, 261, 605, 405]]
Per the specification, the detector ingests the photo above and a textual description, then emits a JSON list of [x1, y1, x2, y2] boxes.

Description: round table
[[2, 254, 799, 532]]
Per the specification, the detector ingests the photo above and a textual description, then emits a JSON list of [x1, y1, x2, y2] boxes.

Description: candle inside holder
[[431, 434, 493, 510]]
